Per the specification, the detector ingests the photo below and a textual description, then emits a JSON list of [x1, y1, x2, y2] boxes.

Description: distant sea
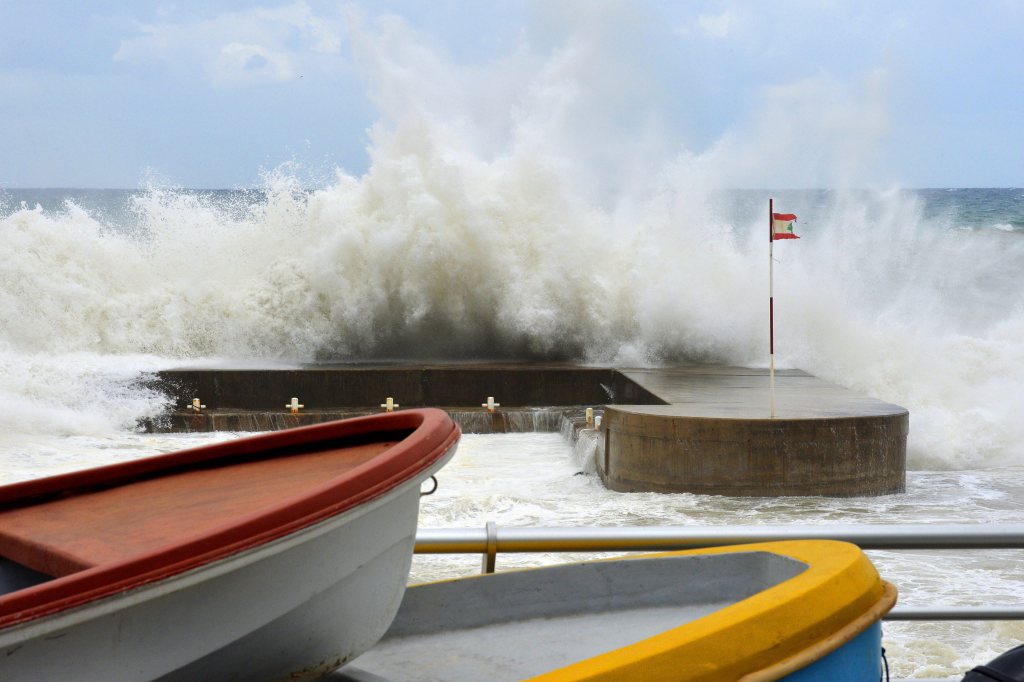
[[2, 187, 1021, 233]]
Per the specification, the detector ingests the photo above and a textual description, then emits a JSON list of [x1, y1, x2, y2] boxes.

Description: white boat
[[0, 408, 460, 681]]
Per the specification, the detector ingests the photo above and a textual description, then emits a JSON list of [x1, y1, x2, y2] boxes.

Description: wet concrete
[[152, 363, 907, 497], [145, 407, 576, 435]]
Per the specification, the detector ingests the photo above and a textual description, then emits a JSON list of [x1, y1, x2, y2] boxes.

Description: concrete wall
[[599, 408, 908, 496], [154, 366, 627, 410]]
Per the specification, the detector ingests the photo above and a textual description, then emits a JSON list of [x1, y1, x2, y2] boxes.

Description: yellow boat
[[333, 540, 896, 681]]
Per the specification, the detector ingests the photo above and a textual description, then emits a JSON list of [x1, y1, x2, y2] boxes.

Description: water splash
[[0, 10, 1021, 468]]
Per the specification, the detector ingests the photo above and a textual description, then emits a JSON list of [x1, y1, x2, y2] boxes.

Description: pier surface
[[153, 363, 907, 497]]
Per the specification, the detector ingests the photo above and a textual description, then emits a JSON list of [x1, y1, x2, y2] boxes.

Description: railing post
[[482, 521, 497, 574]]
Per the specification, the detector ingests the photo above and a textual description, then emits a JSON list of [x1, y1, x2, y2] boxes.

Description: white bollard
[[285, 397, 304, 414], [381, 397, 399, 412], [481, 397, 500, 412]]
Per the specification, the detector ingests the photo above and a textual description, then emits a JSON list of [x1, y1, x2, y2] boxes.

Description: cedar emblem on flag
[[772, 213, 799, 239]]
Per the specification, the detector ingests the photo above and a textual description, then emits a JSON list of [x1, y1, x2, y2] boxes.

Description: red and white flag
[[772, 213, 799, 240]]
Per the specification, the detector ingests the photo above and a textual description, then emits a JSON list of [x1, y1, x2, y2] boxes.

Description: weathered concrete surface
[[154, 364, 619, 410], [599, 367, 907, 496]]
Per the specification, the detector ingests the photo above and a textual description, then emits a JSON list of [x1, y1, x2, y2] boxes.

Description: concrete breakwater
[[145, 406, 582, 435], [151, 364, 659, 410], [601, 368, 908, 497], [151, 364, 907, 497]]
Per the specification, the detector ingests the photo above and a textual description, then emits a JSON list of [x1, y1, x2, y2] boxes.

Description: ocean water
[[416, 432, 1024, 680], [0, 182, 1022, 680]]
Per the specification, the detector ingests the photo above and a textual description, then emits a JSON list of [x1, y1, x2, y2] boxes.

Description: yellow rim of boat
[[525, 540, 897, 682], [740, 580, 897, 681]]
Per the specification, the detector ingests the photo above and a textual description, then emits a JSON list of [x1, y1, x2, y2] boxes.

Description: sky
[[1, 0, 1021, 189]]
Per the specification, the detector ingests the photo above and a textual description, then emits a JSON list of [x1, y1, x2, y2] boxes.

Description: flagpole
[[769, 197, 775, 419]]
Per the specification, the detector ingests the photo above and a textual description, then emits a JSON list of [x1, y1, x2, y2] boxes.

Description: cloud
[[675, 8, 747, 42], [698, 68, 892, 188], [697, 10, 738, 39], [214, 43, 294, 84], [113, 1, 345, 86]]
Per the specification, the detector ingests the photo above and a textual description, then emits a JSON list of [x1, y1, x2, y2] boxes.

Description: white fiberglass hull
[[0, 469, 436, 682]]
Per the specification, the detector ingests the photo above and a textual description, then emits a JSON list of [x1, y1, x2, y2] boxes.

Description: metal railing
[[414, 522, 1024, 621]]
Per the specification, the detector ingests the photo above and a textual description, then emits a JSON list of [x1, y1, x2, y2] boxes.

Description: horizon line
[[3, 185, 1021, 193]]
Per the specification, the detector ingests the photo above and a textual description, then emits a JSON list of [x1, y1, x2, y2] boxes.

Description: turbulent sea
[[1, 184, 1022, 678]]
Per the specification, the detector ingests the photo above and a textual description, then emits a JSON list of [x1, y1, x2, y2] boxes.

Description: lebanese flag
[[772, 213, 799, 239]]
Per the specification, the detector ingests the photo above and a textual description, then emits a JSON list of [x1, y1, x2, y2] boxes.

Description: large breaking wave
[[1, 9, 1021, 468]]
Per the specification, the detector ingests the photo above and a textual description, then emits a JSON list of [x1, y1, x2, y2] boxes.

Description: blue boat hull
[[783, 622, 882, 681]]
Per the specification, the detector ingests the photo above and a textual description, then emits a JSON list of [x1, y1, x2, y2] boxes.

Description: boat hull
[[780, 621, 882, 681], [0, 409, 459, 681], [1, 468, 421, 681], [333, 540, 896, 682]]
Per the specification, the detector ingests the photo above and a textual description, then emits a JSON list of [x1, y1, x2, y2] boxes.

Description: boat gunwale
[[0, 408, 460, 629], [525, 540, 895, 681]]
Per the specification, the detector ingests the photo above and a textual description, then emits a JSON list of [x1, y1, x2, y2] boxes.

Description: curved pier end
[[599, 368, 907, 497]]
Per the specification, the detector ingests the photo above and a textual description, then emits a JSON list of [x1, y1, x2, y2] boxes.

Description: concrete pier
[[599, 367, 907, 496], [152, 363, 907, 497], [153, 364, 620, 409]]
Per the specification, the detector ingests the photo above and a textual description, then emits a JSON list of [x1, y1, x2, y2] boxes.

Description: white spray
[[0, 9, 1021, 468]]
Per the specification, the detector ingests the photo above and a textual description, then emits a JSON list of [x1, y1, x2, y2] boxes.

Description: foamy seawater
[[412, 432, 1024, 681], [2, 185, 1022, 469]]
